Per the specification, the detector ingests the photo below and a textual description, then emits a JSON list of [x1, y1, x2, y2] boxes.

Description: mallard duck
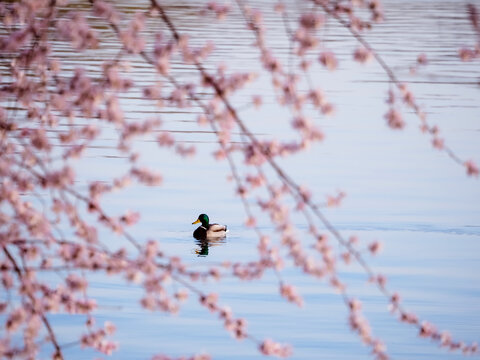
[[192, 214, 227, 240]]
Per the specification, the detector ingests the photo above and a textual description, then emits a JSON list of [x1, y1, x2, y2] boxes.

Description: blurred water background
[[4, 0, 480, 359]]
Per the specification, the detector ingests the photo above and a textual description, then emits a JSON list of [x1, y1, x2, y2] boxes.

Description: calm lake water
[[5, 0, 480, 359]]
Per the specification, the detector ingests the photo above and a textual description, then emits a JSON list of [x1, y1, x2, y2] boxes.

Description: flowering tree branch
[[1, 0, 478, 359]]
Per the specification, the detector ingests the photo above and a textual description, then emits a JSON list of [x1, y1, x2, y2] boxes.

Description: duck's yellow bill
[[192, 219, 201, 224]]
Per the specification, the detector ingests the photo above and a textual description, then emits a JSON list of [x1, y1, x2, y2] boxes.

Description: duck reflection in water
[[192, 214, 228, 257], [195, 237, 227, 257]]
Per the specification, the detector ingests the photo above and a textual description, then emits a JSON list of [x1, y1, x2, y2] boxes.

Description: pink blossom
[[319, 51, 338, 71], [259, 339, 292, 357], [157, 132, 175, 147], [44, 166, 75, 189], [372, 339, 387, 357], [440, 331, 452, 346], [401, 87, 415, 107], [419, 321, 437, 338], [321, 102, 334, 116], [6, 307, 27, 332], [205, 2, 230, 20], [1, 29, 32, 52], [80, 124, 100, 140], [131, 167, 163, 186], [245, 216, 257, 227], [104, 321, 116, 335], [458, 47, 478, 61], [368, 241, 382, 255], [245, 174, 265, 188], [174, 289, 189, 302], [120, 13, 146, 54], [308, 88, 325, 108], [93, 0, 119, 24], [141, 295, 156, 310], [30, 128, 51, 151], [199, 293, 218, 313], [299, 13, 324, 30], [330, 277, 345, 292], [175, 144, 196, 157], [98, 340, 118, 355], [197, 114, 209, 126], [104, 65, 134, 91], [467, 3, 479, 31], [291, 115, 310, 131], [375, 274, 387, 287], [390, 292, 401, 305], [0, 302, 8, 313], [70, 299, 97, 314], [2, 272, 14, 289], [190, 355, 212, 360], [294, 28, 318, 55], [212, 148, 226, 160], [430, 125, 440, 135], [465, 160, 479, 177], [274, 2, 285, 13], [400, 311, 419, 324], [113, 175, 132, 190], [252, 95, 263, 108], [384, 108, 405, 129], [432, 137, 444, 150], [168, 87, 189, 108], [261, 51, 282, 73], [57, 13, 98, 50], [153, 35, 175, 75], [64, 144, 86, 159], [119, 210, 140, 226], [341, 252, 351, 264], [66, 274, 88, 292], [151, 355, 171, 360], [417, 53, 428, 65], [348, 312, 372, 344], [326, 191, 346, 207], [466, 342, 478, 354], [353, 47, 372, 63], [143, 84, 163, 100], [300, 59, 311, 71], [349, 298, 362, 311], [279, 283, 303, 307]]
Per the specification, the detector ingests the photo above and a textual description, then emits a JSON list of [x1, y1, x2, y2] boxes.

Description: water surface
[[6, 0, 480, 359]]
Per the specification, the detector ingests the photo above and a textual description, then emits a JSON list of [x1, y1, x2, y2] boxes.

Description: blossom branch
[[314, 0, 478, 176], [152, 1, 479, 356], [2, 245, 64, 360]]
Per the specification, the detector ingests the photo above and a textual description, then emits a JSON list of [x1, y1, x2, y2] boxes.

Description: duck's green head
[[192, 213, 209, 227]]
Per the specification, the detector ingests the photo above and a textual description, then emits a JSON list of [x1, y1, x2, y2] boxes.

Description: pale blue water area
[[6, 0, 480, 359]]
